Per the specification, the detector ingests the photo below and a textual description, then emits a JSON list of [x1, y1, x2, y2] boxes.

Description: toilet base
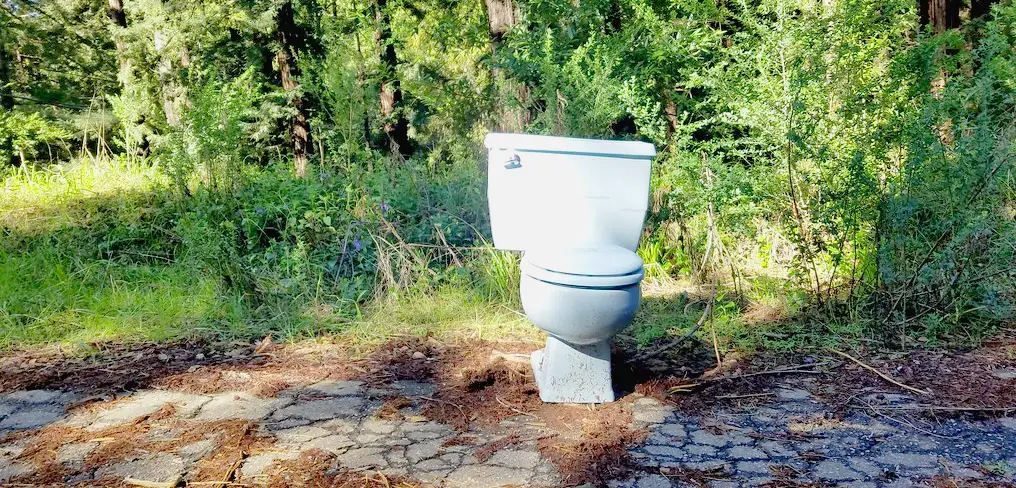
[[531, 336, 614, 403]]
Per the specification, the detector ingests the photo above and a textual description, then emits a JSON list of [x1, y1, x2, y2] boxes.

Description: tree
[[275, 0, 312, 177], [920, 0, 960, 33], [483, 0, 529, 132], [373, 0, 410, 157], [0, 41, 10, 110], [484, 0, 516, 47]]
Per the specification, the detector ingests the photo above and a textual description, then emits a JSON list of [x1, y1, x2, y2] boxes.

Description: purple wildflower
[[353, 236, 362, 252], [380, 201, 390, 213]]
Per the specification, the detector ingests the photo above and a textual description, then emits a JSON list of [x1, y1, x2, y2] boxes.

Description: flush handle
[[504, 153, 522, 169]]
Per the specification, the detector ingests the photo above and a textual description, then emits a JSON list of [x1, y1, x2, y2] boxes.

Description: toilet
[[483, 132, 656, 403]]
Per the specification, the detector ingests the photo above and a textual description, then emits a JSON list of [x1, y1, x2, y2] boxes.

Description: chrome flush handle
[[504, 153, 522, 169]]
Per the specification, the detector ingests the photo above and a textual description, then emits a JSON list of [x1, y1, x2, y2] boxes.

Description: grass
[[0, 157, 871, 355], [0, 158, 543, 350]]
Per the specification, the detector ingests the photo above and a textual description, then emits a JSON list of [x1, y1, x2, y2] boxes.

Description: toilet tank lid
[[484, 133, 656, 159], [523, 246, 644, 277]]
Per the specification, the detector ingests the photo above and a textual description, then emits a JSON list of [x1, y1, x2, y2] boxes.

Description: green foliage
[[0, 110, 72, 164], [3, 0, 1016, 351]]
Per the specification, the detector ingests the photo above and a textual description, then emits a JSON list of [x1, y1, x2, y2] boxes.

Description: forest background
[[1, 0, 1014, 352]]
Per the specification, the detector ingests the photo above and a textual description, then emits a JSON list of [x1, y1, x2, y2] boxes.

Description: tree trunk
[[920, 0, 960, 33], [276, 0, 311, 177], [154, 31, 182, 128], [485, 0, 517, 46], [373, 0, 410, 158], [970, 0, 999, 20], [484, 0, 529, 132], [107, 0, 150, 155], [107, 0, 132, 84], [0, 42, 12, 110]]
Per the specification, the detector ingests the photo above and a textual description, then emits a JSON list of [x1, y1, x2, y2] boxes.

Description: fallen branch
[[667, 364, 827, 393], [716, 392, 775, 400], [850, 404, 1016, 413], [124, 476, 180, 488], [626, 301, 713, 364], [827, 348, 931, 396]]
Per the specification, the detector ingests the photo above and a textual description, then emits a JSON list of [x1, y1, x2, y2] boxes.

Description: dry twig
[[827, 348, 931, 396]]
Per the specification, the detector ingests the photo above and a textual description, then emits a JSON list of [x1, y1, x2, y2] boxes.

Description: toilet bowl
[[483, 132, 656, 404], [520, 246, 644, 403]]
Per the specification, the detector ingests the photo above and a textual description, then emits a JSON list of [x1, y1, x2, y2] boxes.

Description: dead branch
[[827, 348, 931, 396], [667, 363, 828, 393]]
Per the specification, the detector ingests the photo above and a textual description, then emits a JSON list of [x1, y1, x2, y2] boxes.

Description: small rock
[[412, 351, 427, 359], [179, 439, 217, 460], [685, 444, 718, 456], [157, 353, 170, 362], [195, 353, 206, 360], [56, 442, 99, 466], [406, 440, 443, 463], [306, 380, 363, 397], [847, 457, 884, 477], [275, 425, 332, 446]]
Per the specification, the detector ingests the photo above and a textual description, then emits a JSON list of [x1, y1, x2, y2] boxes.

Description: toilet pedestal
[[531, 336, 614, 403]]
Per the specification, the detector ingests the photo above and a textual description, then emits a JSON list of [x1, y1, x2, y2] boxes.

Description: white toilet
[[483, 132, 656, 403]]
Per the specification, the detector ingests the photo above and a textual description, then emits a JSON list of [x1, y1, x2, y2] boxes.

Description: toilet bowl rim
[[521, 261, 644, 288]]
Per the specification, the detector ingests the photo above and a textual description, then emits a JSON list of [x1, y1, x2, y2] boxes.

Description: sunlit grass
[[1, 157, 165, 235], [0, 242, 251, 348], [314, 286, 542, 347]]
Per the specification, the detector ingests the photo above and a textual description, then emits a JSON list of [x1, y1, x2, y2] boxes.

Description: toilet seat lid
[[522, 246, 644, 288]]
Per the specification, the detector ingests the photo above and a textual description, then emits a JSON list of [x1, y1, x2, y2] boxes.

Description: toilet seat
[[521, 245, 644, 288]]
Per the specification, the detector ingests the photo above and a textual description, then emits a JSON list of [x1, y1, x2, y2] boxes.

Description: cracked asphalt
[[2, 376, 1015, 487]]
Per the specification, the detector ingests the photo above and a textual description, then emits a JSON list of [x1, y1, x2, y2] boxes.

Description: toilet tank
[[484, 133, 656, 252]]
